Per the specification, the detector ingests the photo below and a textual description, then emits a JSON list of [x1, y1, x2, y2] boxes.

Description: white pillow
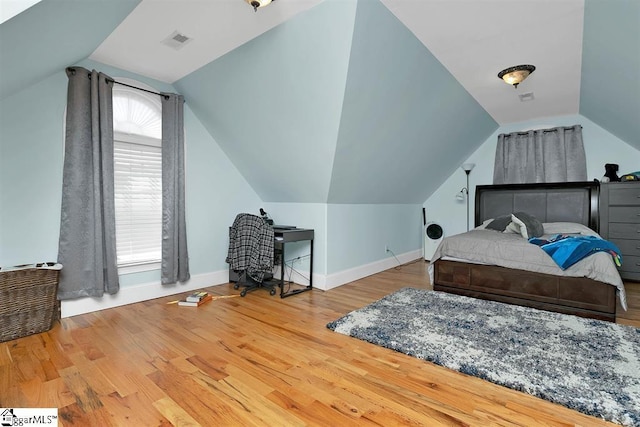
[[509, 212, 545, 239], [504, 221, 521, 235], [542, 222, 599, 237]]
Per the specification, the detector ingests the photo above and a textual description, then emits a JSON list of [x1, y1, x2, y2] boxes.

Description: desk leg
[[309, 239, 313, 289], [279, 243, 285, 298], [280, 238, 313, 298]]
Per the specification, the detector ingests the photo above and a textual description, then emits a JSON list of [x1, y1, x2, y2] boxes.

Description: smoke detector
[[161, 31, 192, 50]]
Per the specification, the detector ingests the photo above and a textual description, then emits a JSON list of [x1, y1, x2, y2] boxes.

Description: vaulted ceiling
[[1, 0, 638, 203]]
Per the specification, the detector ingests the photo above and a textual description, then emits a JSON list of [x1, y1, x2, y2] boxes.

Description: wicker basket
[[0, 265, 61, 342]]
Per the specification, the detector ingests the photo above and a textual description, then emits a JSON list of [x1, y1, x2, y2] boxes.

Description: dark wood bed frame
[[433, 181, 617, 321]]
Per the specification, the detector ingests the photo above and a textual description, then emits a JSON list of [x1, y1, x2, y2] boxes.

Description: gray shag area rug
[[326, 287, 640, 426]]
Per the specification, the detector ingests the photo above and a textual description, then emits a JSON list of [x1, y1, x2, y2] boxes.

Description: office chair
[[226, 213, 277, 297]]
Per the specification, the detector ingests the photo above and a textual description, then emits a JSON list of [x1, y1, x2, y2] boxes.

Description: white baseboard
[[61, 250, 422, 317], [318, 249, 422, 291], [60, 269, 230, 318]]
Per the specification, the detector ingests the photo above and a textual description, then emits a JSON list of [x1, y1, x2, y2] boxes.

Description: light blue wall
[[0, 0, 141, 100], [328, 0, 497, 204], [0, 60, 263, 287], [580, 0, 640, 151], [0, 71, 67, 265], [0, 53, 421, 291], [326, 204, 421, 274], [174, 0, 357, 203], [175, 0, 498, 205], [424, 114, 640, 237], [260, 202, 423, 277]]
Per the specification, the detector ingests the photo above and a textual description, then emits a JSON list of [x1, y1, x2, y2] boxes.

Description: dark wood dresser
[[600, 181, 640, 281]]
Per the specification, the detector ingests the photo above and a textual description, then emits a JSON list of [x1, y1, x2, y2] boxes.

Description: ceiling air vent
[[518, 92, 535, 102], [161, 31, 192, 50]]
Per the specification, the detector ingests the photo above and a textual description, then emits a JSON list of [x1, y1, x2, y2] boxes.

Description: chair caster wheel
[[233, 283, 239, 290], [270, 288, 276, 296], [240, 289, 247, 297]]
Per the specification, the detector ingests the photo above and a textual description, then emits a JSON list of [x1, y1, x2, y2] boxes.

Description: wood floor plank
[[101, 390, 172, 426], [58, 401, 110, 426], [152, 396, 201, 427], [148, 358, 257, 426], [60, 368, 104, 413], [19, 376, 75, 409], [199, 372, 307, 426], [1, 260, 635, 426]]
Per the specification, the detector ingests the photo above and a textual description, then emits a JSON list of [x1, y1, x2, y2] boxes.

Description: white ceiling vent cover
[[519, 92, 535, 102], [161, 31, 193, 50]]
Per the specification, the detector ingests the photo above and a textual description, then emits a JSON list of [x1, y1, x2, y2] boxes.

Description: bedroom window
[[113, 81, 163, 272]]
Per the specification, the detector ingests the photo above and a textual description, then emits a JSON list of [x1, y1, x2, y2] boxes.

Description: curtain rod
[[110, 79, 169, 100], [68, 67, 180, 101], [112, 80, 185, 102], [500, 125, 583, 137]]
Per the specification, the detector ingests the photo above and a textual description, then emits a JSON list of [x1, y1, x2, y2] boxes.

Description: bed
[[429, 181, 626, 321]]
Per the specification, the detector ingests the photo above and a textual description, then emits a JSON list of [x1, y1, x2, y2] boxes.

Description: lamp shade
[[462, 163, 475, 173], [498, 65, 536, 88]]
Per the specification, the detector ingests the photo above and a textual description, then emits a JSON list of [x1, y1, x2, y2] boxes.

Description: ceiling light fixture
[[246, 0, 272, 12], [498, 65, 536, 89]]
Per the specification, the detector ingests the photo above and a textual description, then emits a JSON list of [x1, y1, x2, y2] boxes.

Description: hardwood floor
[[1, 260, 638, 426]]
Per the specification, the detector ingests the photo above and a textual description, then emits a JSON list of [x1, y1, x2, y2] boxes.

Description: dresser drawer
[[609, 206, 640, 223], [612, 238, 640, 257], [609, 223, 640, 239], [619, 255, 640, 274], [609, 186, 640, 206]]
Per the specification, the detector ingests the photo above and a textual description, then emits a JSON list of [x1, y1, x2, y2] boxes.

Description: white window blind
[[112, 82, 163, 269], [114, 137, 162, 266]]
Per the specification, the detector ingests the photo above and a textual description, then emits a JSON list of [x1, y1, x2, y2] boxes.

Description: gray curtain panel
[[161, 93, 190, 284], [57, 67, 119, 299], [493, 124, 587, 184]]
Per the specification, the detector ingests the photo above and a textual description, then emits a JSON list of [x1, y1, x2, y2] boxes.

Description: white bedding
[[428, 223, 627, 310]]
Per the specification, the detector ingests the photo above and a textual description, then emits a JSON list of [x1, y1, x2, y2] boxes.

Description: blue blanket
[[529, 234, 622, 270]]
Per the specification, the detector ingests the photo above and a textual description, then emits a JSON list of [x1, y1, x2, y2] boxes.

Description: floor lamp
[[456, 163, 475, 231]]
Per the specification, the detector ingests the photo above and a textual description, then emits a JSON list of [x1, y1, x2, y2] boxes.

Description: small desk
[[273, 227, 314, 298]]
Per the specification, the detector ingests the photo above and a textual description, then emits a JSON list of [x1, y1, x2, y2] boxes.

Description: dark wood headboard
[[474, 181, 600, 232]]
